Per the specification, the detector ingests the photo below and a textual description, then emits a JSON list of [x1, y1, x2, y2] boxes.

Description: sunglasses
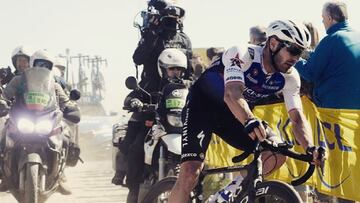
[[280, 40, 305, 56], [33, 59, 53, 70], [168, 67, 183, 71]]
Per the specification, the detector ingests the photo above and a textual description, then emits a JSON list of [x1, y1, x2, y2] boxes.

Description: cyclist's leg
[[169, 88, 213, 203], [261, 127, 287, 176]]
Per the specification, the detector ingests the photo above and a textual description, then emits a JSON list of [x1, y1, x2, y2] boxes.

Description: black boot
[[0, 179, 8, 192], [111, 170, 126, 186], [0, 158, 8, 192], [66, 143, 81, 167], [126, 184, 139, 203]]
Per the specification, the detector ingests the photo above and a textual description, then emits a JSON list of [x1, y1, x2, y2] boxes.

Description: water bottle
[[206, 176, 244, 203]]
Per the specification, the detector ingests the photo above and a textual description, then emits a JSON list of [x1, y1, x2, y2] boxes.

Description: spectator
[[297, 2, 360, 202], [249, 25, 267, 45], [304, 22, 320, 50], [206, 47, 224, 64], [191, 53, 206, 80], [295, 1, 360, 110], [299, 22, 320, 100]]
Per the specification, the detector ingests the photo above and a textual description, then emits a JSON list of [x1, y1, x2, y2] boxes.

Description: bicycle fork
[[236, 151, 263, 203]]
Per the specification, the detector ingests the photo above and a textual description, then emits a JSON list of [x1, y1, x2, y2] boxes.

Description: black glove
[[243, 118, 262, 134], [63, 105, 81, 124], [306, 146, 326, 173], [0, 100, 9, 117], [141, 29, 159, 45], [0, 66, 14, 85], [306, 146, 325, 158]]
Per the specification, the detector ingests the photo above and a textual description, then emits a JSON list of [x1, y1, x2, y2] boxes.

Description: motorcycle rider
[[53, 57, 71, 94], [116, 48, 187, 203], [0, 49, 80, 195], [0, 45, 32, 86], [0, 45, 32, 192], [53, 57, 82, 189]]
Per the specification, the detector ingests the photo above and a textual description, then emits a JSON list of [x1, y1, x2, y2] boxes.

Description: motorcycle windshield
[[23, 67, 57, 111]]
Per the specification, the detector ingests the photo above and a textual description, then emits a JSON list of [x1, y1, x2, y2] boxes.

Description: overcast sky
[[0, 0, 359, 113]]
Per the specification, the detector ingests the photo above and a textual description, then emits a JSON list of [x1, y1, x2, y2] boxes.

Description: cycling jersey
[[221, 45, 302, 111], [181, 45, 302, 163]]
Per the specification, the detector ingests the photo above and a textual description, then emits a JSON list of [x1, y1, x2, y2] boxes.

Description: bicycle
[[142, 136, 325, 203]]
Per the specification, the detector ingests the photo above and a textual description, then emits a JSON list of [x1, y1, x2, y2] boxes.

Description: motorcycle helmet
[[266, 20, 311, 49], [54, 57, 66, 71], [53, 57, 66, 77], [11, 45, 32, 68], [30, 49, 55, 70], [157, 48, 187, 78]]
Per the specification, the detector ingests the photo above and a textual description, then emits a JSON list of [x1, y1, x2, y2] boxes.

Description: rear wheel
[[235, 180, 302, 203]]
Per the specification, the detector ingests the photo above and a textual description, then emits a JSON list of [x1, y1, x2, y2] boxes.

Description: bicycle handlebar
[[232, 139, 325, 186], [122, 103, 157, 112]]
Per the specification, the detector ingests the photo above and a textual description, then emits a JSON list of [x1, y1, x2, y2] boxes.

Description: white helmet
[[157, 48, 187, 77], [54, 57, 66, 71], [266, 20, 311, 49], [11, 45, 32, 67], [30, 49, 55, 70]]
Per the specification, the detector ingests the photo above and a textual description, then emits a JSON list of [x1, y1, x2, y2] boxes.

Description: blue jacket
[[295, 21, 360, 109]]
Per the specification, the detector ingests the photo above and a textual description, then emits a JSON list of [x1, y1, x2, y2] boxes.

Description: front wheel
[[141, 176, 177, 203], [24, 163, 41, 203], [235, 180, 302, 203]]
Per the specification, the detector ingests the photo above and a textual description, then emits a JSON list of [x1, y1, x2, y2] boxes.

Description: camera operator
[[111, 3, 192, 203], [132, 0, 193, 93]]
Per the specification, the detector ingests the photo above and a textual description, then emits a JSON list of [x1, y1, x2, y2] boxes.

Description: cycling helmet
[[11, 45, 32, 68], [157, 48, 187, 77], [266, 20, 311, 49], [30, 49, 55, 70]]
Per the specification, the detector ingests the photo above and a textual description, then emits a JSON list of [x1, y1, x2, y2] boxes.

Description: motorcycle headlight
[[35, 120, 53, 135], [167, 114, 183, 127], [17, 118, 35, 134], [17, 118, 54, 135]]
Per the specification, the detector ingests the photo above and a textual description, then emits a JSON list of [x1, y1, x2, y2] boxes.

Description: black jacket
[[133, 30, 192, 93]]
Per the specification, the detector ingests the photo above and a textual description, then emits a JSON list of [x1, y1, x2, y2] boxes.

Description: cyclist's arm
[[288, 109, 313, 149], [282, 71, 314, 150], [222, 46, 266, 140], [224, 81, 254, 124], [222, 46, 254, 124]]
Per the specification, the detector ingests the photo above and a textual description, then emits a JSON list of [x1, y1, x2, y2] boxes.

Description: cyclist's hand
[[306, 146, 326, 167], [244, 118, 266, 141]]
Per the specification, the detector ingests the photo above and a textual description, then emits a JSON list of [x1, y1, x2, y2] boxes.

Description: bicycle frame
[[192, 140, 324, 203], [192, 144, 264, 203]]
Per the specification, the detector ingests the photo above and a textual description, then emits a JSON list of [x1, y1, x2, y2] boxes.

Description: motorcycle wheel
[[24, 163, 40, 203]]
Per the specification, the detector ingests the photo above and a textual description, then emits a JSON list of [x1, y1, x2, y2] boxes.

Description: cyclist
[[168, 20, 323, 203]]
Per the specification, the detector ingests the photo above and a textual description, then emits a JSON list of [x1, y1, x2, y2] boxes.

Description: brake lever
[[317, 147, 326, 176], [277, 141, 293, 149]]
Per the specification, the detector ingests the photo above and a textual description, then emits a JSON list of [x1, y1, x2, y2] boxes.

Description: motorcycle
[[0, 67, 80, 203], [122, 76, 187, 202]]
